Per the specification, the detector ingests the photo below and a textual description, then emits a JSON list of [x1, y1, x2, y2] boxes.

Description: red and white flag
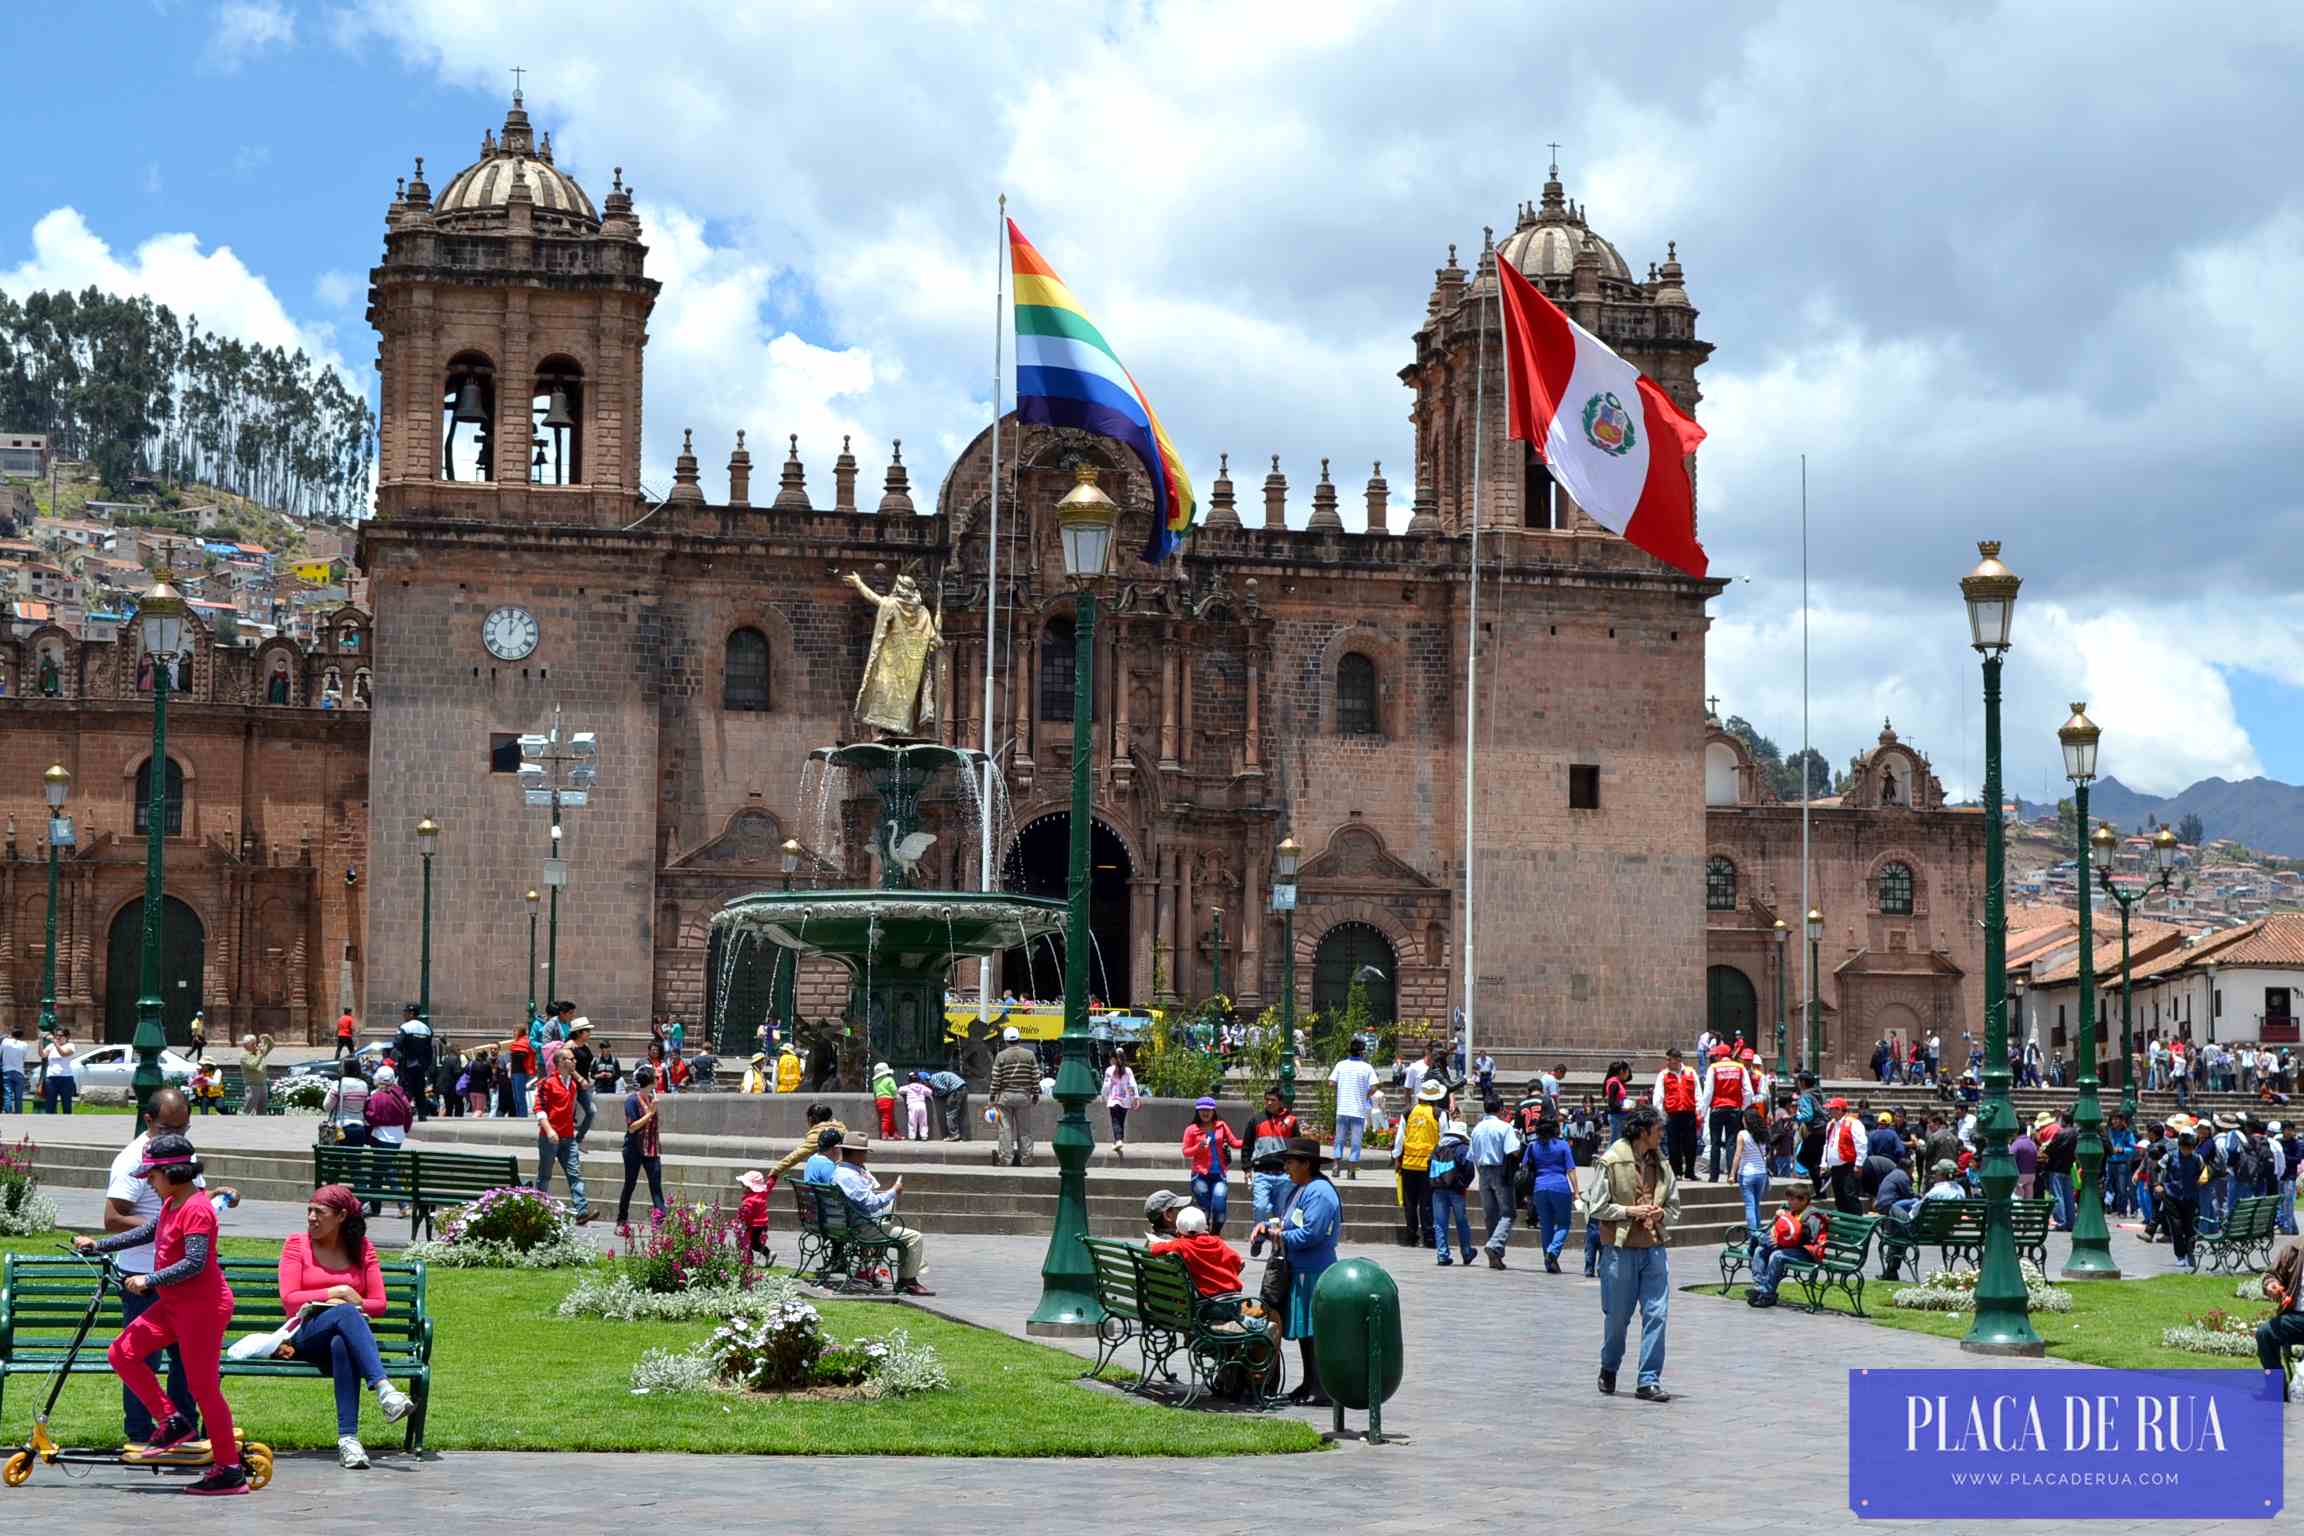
[[1495, 255, 1709, 577]]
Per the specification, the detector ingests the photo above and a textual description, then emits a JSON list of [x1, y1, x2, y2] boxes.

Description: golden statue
[[844, 571, 940, 736]]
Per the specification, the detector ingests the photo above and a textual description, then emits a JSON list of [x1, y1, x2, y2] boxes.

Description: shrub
[[711, 1301, 826, 1391], [1890, 1260, 2074, 1314], [625, 1202, 747, 1295], [629, 1345, 715, 1395], [406, 1186, 596, 1269], [273, 1077, 328, 1113], [0, 1138, 57, 1238], [2162, 1307, 2259, 1357], [866, 1327, 953, 1397], [1139, 1023, 1223, 1101], [560, 1272, 793, 1322]]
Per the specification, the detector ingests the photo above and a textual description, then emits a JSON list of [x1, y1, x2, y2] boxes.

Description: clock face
[[482, 605, 540, 661]]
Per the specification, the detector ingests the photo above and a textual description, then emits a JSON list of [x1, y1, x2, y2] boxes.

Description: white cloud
[[313, 268, 359, 308], [1, 207, 345, 376], [204, 0, 294, 73], [231, 144, 272, 175]]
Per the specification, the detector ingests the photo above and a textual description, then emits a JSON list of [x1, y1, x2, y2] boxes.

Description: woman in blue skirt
[[1255, 1136, 1338, 1408]]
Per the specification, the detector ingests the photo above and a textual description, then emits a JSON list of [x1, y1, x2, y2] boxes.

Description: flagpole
[[1461, 229, 1493, 1085], [1799, 453, 1811, 1074], [980, 193, 1006, 1025]]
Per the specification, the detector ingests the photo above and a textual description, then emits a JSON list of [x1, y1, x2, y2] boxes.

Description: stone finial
[[404, 156, 431, 207], [727, 429, 753, 506], [834, 432, 859, 512], [538, 130, 554, 165], [1203, 450, 1241, 529], [668, 427, 704, 504], [1406, 461, 1441, 535], [772, 433, 810, 510], [878, 439, 914, 514], [1306, 458, 1343, 532], [1364, 460, 1390, 534], [395, 176, 405, 200], [1262, 454, 1288, 530]]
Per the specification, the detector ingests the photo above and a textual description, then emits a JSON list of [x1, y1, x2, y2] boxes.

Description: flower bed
[[629, 1299, 950, 1400], [406, 1186, 597, 1269], [1891, 1260, 2074, 1314], [272, 1077, 329, 1114], [2162, 1306, 2259, 1357], [0, 1138, 56, 1238]]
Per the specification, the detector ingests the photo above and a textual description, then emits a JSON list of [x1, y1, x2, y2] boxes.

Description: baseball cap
[[132, 1132, 199, 1178], [1003, 1026, 1021, 1042], [1142, 1189, 1190, 1220], [1932, 1159, 1959, 1177], [1826, 1096, 1848, 1111]]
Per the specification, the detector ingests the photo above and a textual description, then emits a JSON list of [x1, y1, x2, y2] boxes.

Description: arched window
[[531, 358, 585, 485], [1705, 855, 1738, 911], [1336, 651, 1379, 735], [135, 757, 184, 836], [1879, 861, 1915, 915], [724, 627, 770, 711], [1039, 617, 1076, 722], [1524, 445, 1557, 529], [441, 352, 496, 482]]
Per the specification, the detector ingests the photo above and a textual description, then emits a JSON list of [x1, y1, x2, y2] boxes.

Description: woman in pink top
[[274, 1184, 412, 1469]]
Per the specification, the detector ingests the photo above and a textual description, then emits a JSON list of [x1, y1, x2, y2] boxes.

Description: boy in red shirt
[[532, 1052, 599, 1223], [1149, 1204, 1245, 1295], [78, 1134, 251, 1495], [737, 1169, 775, 1267]]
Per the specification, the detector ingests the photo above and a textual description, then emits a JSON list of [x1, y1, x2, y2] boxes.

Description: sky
[[4, 0, 2301, 802]]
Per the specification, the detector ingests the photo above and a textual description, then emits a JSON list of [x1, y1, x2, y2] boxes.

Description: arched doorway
[[105, 896, 205, 1045], [999, 814, 1132, 1005], [1706, 964, 1758, 1053], [1312, 922, 1396, 1031]]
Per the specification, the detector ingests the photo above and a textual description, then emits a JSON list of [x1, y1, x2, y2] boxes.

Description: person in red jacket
[[1746, 1181, 1830, 1308], [1651, 1048, 1701, 1182], [735, 1169, 775, 1267], [1182, 1097, 1245, 1235], [1150, 1204, 1245, 1295], [532, 1050, 600, 1223]]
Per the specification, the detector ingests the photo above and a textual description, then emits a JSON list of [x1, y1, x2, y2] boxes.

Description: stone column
[[1158, 628, 1180, 770], [1239, 859, 1263, 1010], [1166, 846, 1188, 1004], [1243, 645, 1264, 777], [1112, 620, 1132, 772], [1178, 643, 1195, 772]]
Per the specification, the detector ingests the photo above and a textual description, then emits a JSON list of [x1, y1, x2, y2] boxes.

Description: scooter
[[0, 1246, 273, 1489]]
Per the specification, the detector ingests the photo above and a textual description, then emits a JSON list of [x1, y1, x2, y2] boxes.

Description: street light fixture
[[519, 705, 599, 1022], [38, 765, 74, 1048], [1772, 918, 1789, 1082], [1274, 836, 1302, 1108], [2058, 703, 2117, 1280], [1030, 464, 1115, 1336], [415, 818, 440, 1030], [1805, 907, 1824, 1076], [132, 581, 189, 1119], [1958, 540, 2042, 1355], [2096, 824, 2177, 1122], [773, 837, 805, 1046]]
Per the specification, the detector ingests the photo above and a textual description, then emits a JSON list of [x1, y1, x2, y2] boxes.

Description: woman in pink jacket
[[274, 1185, 413, 1468], [1180, 1096, 1244, 1234]]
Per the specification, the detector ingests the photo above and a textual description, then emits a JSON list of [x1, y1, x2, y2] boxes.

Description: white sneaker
[[338, 1435, 370, 1469], [376, 1383, 412, 1423]]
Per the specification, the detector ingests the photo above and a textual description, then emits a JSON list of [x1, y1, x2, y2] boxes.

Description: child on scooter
[[75, 1133, 251, 1496]]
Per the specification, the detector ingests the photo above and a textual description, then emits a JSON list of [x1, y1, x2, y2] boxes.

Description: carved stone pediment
[[1299, 824, 1435, 888], [669, 807, 785, 869]]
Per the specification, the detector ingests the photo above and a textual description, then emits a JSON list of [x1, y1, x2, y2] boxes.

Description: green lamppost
[[774, 838, 804, 1043], [2058, 704, 2118, 1278], [39, 765, 73, 1039], [1209, 908, 1224, 1002], [415, 818, 440, 1026], [518, 708, 596, 1021], [132, 581, 189, 1120], [524, 889, 541, 1019], [1805, 907, 1824, 1075], [1772, 917, 1789, 1083], [2098, 825, 2179, 1121], [1274, 836, 1301, 1108], [1959, 541, 2043, 1354], [1029, 464, 1116, 1336]]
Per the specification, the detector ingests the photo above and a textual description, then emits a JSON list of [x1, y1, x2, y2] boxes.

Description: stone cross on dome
[[1547, 141, 1562, 176], [511, 67, 526, 103], [1706, 694, 1721, 718]]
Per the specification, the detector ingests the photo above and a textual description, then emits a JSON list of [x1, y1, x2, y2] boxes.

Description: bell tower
[[366, 92, 659, 528]]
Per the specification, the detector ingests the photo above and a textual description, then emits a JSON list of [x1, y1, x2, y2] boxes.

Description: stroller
[[0, 1246, 273, 1490]]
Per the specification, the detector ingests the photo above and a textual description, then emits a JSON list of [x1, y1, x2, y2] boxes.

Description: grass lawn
[[0, 1238, 1321, 1457], [1693, 1268, 2269, 1372]]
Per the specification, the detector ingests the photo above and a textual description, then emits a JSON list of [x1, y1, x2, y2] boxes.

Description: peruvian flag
[[1496, 256, 1709, 577]]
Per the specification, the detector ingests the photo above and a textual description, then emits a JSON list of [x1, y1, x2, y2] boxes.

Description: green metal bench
[[1082, 1235, 1153, 1382], [312, 1146, 518, 1241], [1781, 1212, 1884, 1315], [1079, 1236, 1278, 1408], [793, 1180, 905, 1292], [2199, 1194, 2279, 1274], [0, 1253, 435, 1454], [2007, 1197, 2053, 1269], [1879, 1197, 1986, 1280], [1717, 1220, 1762, 1293], [790, 1179, 837, 1281]]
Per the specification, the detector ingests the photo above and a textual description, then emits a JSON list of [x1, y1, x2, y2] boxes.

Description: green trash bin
[[1310, 1257, 1403, 1441]]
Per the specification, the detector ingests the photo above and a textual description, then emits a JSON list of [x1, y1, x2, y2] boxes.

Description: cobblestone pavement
[[7, 1121, 2298, 1533]]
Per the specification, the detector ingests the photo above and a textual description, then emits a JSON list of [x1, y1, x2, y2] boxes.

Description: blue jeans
[[1431, 1187, 1471, 1259], [576, 1085, 595, 1143], [1738, 1167, 1769, 1236], [1333, 1116, 1365, 1166], [1597, 1244, 1670, 1386], [535, 1133, 587, 1214], [41, 1076, 74, 1113], [1532, 1187, 1574, 1258], [2050, 1171, 2074, 1230], [1751, 1243, 1797, 1298], [511, 1072, 532, 1118], [118, 1283, 197, 1441], [0, 1069, 22, 1114], [1251, 1171, 1291, 1223], [2136, 1179, 2156, 1231], [1190, 1171, 1228, 1232], [293, 1303, 391, 1436], [2281, 1178, 2299, 1237]]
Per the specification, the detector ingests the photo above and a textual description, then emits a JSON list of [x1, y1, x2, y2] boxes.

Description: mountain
[[2088, 775, 2304, 858]]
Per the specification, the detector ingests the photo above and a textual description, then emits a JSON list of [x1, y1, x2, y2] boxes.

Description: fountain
[[710, 573, 1065, 1072]]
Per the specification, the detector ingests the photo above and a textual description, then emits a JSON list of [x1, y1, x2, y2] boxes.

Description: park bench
[[0, 1252, 435, 1454], [1781, 1212, 1884, 1315], [2198, 1194, 2279, 1274], [791, 1179, 837, 1281], [2006, 1197, 2053, 1269], [791, 1179, 906, 1292], [312, 1146, 519, 1241], [1078, 1235, 1280, 1409], [1716, 1220, 1762, 1293], [1879, 1197, 1987, 1280]]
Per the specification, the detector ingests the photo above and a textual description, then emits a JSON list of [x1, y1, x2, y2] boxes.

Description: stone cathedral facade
[[357, 98, 1727, 1058]]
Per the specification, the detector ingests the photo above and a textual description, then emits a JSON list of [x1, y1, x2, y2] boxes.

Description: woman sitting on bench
[[274, 1184, 413, 1469]]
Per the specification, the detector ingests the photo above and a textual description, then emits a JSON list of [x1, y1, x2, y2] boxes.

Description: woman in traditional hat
[[1252, 1137, 1337, 1407]]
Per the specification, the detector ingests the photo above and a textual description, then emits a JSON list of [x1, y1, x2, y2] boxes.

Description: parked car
[[67, 1044, 199, 1091], [281, 1043, 389, 1081]]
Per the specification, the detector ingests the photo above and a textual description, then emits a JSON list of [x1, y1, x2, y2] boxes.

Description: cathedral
[[355, 95, 1724, 1062]]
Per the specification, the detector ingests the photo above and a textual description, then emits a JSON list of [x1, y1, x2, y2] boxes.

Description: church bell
[[450, 380, 489, 423], [541, 388, 575, 430]]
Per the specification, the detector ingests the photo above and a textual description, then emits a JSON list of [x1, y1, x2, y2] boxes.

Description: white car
[[64, 1044, 200, 1091]]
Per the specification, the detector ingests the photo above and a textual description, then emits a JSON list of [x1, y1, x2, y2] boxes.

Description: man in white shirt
[[1818, 1095, 1866, 1213], [106, 1088, 236, 1446], [0, 1026, 27, 1115], [1926, 1033, 1943, 1085], [1328, 1037, 1379, 1181], [830, 1137, 931, 1295]]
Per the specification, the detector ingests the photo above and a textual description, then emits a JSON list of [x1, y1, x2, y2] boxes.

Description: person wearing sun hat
[[1395, 1078, 1447, 1249], [1250, 1137, 1338, 1407]]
